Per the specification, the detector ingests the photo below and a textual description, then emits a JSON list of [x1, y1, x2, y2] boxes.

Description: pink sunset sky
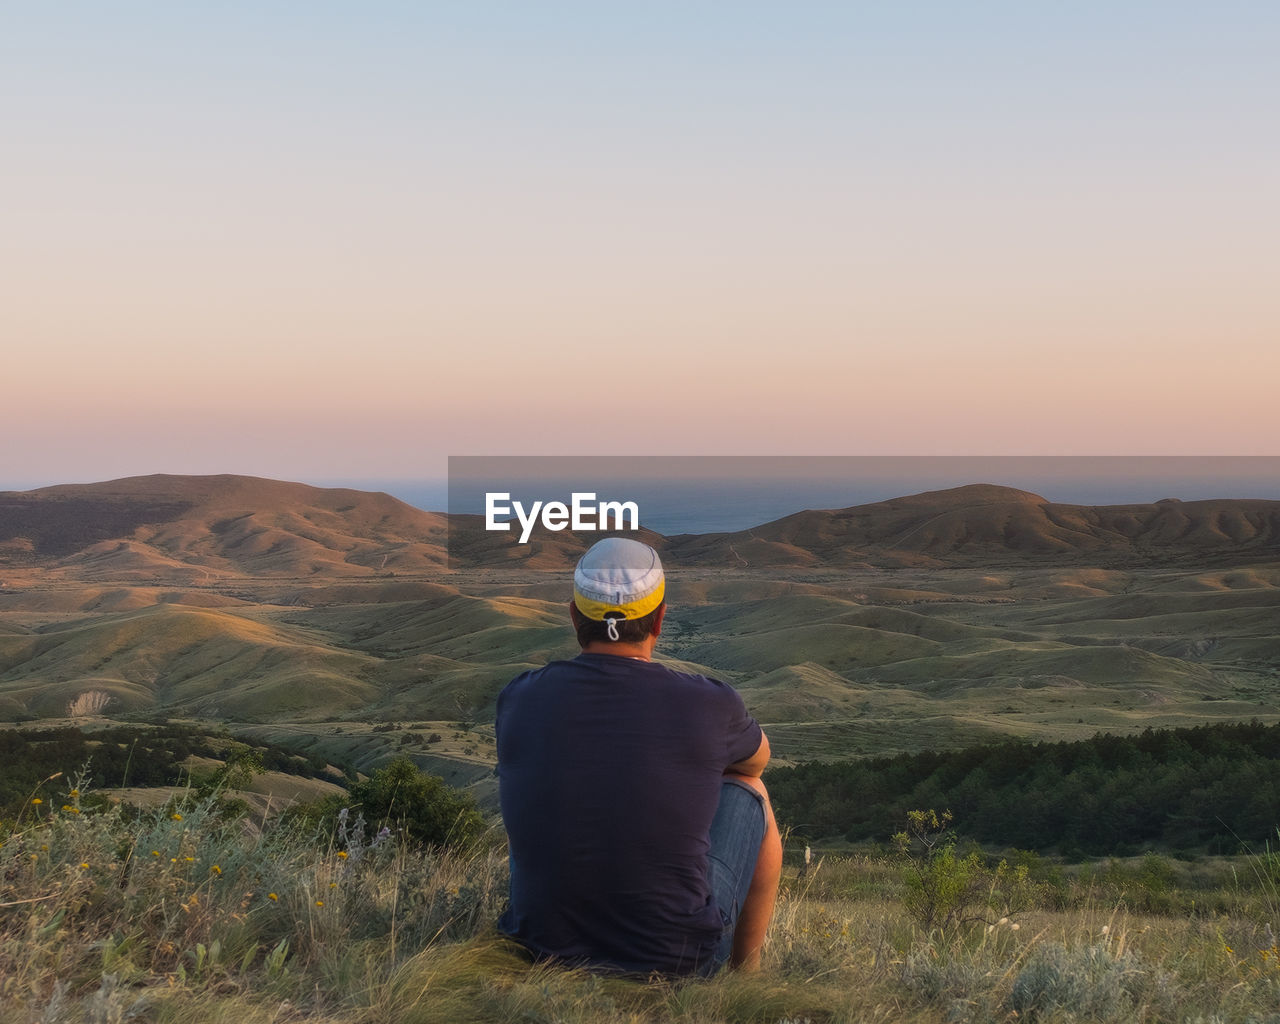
[[4, 4, 1278, 490]]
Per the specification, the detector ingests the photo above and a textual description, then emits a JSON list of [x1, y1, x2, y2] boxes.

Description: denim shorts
[[701, 779, 767, 975]]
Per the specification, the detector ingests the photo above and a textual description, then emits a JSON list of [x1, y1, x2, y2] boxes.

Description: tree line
[[768, 719, 1280, 857], [0, 724, 342, 814]]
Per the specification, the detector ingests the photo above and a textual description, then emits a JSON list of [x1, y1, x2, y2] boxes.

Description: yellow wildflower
[[70, 789, 79, 797], [268, 893, 278, 901], [151, 850, 160, 857], [315, 900, 324, 907], [31, 798, 43, 805], [171, 813, 183, 821], [80, 862, 90, 869], [211, 865, 222, 875]]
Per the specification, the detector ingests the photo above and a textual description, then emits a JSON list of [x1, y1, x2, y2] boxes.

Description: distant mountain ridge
[[684, 484, 1280, 568], [2, 475, 1279, 579], [0, 474, 447, 580]]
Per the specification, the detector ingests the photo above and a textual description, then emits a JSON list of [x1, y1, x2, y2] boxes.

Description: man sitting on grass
[[496, 537, 782, 976]]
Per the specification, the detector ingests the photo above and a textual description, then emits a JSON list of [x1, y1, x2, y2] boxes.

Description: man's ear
[[651, 602, 667, 638], [568, 600, 582, 628]]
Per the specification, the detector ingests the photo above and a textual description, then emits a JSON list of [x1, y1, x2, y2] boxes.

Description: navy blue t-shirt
[[496, 652, 763, 975]]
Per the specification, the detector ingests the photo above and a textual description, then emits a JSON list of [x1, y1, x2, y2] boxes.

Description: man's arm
[[726, 730, 770, 779]]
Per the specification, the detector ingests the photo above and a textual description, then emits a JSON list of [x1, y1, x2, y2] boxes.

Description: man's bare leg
[[723, 773, 783, 970]]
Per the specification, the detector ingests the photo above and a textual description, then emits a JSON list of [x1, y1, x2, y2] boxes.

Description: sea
[[356, 456, 1280, 537]]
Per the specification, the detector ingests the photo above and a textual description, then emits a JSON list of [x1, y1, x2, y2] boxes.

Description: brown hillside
[[0, 603, 383, 719], [0, 474, 448, 578], [3, 478, 1278, 578], [666, 485, 1280, 568]]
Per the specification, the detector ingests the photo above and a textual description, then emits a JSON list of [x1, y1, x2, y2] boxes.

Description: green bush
[[895, 810, 1041, 932], [290, 757, 487, 853], [895, 810, 982, 932]]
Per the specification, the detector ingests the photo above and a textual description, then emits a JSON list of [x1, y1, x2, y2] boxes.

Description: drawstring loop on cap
[[606, 617, 620, 641]]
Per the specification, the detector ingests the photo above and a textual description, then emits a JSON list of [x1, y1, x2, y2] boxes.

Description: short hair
[[574, 602, 664, 648]]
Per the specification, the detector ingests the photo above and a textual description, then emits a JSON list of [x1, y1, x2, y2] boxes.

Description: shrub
[[1010, 942, 1145, 1019], [894, 810, 1041, 932], [290, 757, 487, 853], [895, 810, 985, 932], [351, 757, 487, 850]]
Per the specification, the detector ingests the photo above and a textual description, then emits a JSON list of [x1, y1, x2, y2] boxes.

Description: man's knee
[[722, 774, 779, 846]]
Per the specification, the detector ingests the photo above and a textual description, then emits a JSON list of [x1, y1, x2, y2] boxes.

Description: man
[[496, 536, 782, 976]]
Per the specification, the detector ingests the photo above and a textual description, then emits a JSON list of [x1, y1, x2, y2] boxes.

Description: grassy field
[[4, 561, 1280, 771], [4, 779, 1280, 1024]]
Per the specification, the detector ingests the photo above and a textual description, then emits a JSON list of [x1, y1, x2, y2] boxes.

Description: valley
[[3, 475, 1278, 809]]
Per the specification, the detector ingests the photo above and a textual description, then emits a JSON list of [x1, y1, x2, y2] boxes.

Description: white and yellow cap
[[573, 537, 665, 630]]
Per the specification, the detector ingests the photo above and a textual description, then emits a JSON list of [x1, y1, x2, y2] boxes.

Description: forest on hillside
[[768, 720, 1280, 857], [0, 724, 343, 814]]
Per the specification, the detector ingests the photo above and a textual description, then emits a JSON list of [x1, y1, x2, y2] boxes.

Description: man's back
[[496, 651, 763, 974]]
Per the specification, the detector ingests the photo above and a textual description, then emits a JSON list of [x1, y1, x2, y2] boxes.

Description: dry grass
[[5, 785, 1280, 1024]]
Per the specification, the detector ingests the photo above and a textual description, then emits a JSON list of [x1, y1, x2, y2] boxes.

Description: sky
[[4, 2, 1278, 490]]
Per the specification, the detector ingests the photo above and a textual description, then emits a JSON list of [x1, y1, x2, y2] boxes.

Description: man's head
[[571, 537, 665, 649]]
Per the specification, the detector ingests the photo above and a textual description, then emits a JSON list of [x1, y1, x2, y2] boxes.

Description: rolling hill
[[670, 486, 1280, 568], [0, 589, 579, 724], [3, 477, 1279, 578], [0, 474, 448, 580], [1, 474, 1278, 765]]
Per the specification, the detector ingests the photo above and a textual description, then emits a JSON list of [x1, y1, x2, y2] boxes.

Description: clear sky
[[4, 2, 1278, 489]]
